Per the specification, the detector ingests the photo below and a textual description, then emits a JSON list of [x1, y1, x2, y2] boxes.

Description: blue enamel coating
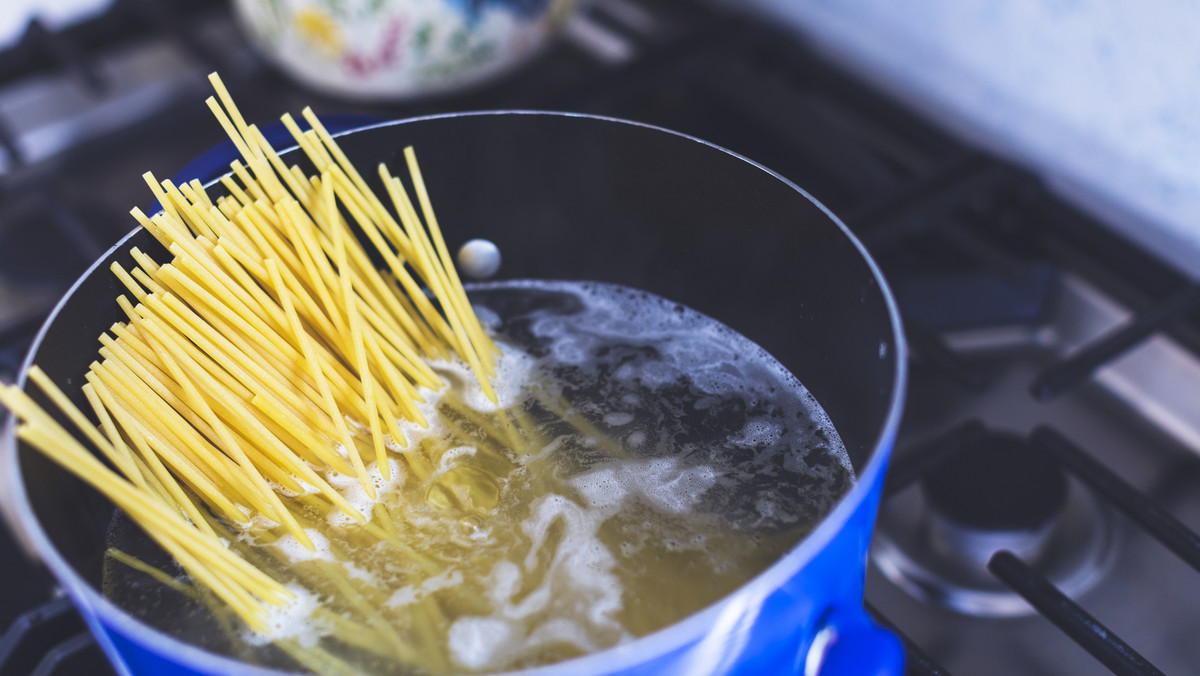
[[4, 112, 907, 676]]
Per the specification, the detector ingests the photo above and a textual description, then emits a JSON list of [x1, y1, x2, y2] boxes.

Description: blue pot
[[2, 112, 907, 676]]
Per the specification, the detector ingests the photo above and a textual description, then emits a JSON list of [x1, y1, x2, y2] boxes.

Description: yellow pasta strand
[[267, 258, 373, 498], [3, 73, 508, 636]]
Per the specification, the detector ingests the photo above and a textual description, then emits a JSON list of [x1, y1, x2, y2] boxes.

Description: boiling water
[[104, 281, 853, 674]]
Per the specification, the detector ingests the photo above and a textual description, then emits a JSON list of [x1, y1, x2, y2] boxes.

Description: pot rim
[[1, 110, 908, 676]]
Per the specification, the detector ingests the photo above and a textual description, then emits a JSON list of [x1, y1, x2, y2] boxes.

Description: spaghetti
[[0, 72, 499, 634], [0, 76, 857, 676]]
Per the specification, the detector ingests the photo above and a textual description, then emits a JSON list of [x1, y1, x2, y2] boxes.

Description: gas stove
[[1, 1, 1198, 675]]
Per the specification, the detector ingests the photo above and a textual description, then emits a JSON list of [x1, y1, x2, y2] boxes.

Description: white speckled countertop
[[741, 0, 1200, 278]]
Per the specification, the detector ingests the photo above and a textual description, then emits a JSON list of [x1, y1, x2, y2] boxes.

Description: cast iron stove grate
[[2, 1, 1199, 675]]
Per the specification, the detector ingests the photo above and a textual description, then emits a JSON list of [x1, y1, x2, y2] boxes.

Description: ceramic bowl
[[233, 0, 580, 100]]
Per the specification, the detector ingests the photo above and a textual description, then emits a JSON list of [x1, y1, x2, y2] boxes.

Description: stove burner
[[922, 433, 1067, 568], [872, 431, 1114, 616]]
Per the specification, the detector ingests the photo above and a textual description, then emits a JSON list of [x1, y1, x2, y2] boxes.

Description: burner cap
[[872, 430, 1113, 617], [922, 432, 1068, 532]]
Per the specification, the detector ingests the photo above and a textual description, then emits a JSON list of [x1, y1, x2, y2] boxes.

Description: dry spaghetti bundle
[[0, 73, 502, 637]]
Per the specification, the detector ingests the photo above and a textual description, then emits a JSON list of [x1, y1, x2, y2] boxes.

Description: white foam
[[634, 360, 677, 388], [382, 433, 409, 452], [444, 454, 724, 669], [343, 561, 376, 585], [570, 457, 717, 515], [730, 420, 784, 448], [753, 498, 799, 525], [602, 411, 634, 426], [519, 434, 566, 465], [324, 458, 403, 528], [244, 584, 330, 648], [527, 617, 599, 654], [570, 467, 628, 510], [387, 569, 464, 608], [636, 459, 718, 514], [271, 477, 320, 498], [486, 560, 523, 608], [246, 514, 280, 531], [461, 277, 855, 537], [547, 333, 593, 364], [447, 490, 630, 671], [270, 530, 334, 563], [437, 445, 477, 472], [426, 343, 535, 414], [448, 617, 519, 670], [690, 369, 739, 396]]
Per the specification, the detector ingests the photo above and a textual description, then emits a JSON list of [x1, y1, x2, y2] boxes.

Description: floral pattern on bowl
[[234, 0, 579, 100]]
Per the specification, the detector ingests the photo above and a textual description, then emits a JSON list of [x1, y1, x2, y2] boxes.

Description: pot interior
[[13, 112, 901, 664]]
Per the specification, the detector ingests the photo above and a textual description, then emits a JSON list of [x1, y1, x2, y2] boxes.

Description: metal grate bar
[[851, 158, 1034, 249], [0, 0, 226, 86], [28, 633, 100, 676], [0, 597, 83, 676], [1030, 283, 1200, 401], [904, 323, 988, 391], [1032, 426, 1200, 573], [846, 151, 986, 234], [938, 214, 1033, 284], [0, 116, 23, 170], [124, 0, 229, 73], [22, 20, 106, 95], [987, 551, 1163, 676], [0, 311, 43, 348], [40, 192, 106, 262], [702, 59, 903, 196]]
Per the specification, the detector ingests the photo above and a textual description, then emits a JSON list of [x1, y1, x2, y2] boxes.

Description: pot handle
[[804, 609, 904, 676]]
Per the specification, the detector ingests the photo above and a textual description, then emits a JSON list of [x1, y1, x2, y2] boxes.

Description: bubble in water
[[603, 412, 634, 426]]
